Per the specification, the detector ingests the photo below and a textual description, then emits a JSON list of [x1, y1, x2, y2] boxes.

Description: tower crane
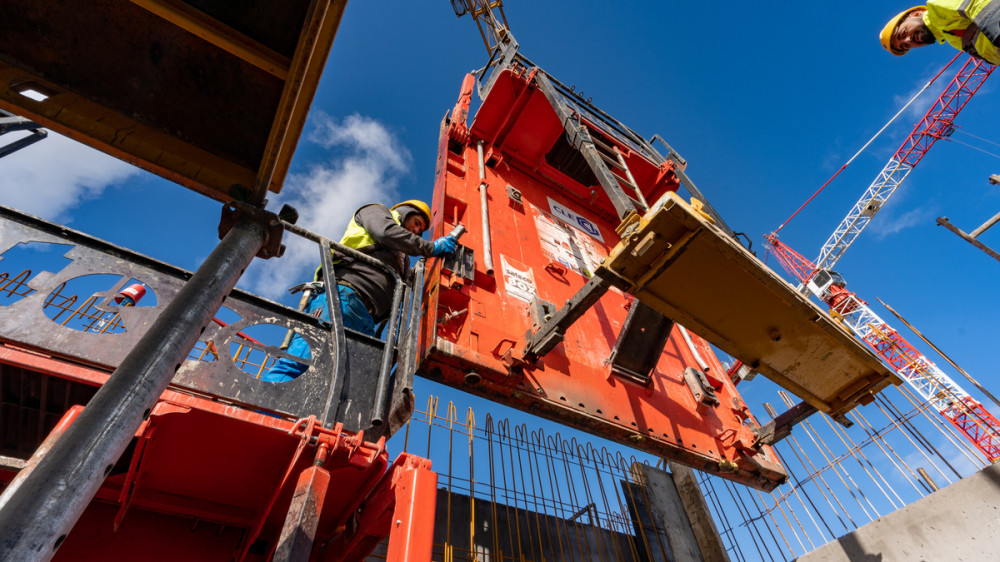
[[766, 234, 1000, 462], [807, 55, 993, 277], [760, 55, 1000, 459]]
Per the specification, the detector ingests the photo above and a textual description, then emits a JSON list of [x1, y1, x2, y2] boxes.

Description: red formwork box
[[0, 345, 436, 561], [415, 68, 787, 491]]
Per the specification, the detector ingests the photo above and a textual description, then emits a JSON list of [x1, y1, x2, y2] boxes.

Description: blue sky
[[2, 0, 999, 469]]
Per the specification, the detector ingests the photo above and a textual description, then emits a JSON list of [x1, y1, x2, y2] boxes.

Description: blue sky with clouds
[[2, 1, 999, 474]]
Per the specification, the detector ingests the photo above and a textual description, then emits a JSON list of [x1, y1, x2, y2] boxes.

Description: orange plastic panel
[[416, 72, 786, 490]]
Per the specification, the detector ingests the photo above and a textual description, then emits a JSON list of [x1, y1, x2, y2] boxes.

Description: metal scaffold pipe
[[477, 140, 494, 275], [0, 218, 268, 561]]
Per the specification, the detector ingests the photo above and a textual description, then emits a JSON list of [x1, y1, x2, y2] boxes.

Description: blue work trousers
[[262, 284, 376, 382]]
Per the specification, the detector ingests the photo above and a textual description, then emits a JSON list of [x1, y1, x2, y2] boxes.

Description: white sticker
[[500, 256, 537, 302], [532, 203, 607, 279], [547, 197, 605, 242]]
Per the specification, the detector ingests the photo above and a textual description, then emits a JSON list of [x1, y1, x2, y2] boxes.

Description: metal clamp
[[218, 201, 286, 259]]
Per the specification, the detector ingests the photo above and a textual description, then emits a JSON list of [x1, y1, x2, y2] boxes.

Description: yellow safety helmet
[[880, 6, 926, 56], [390, 200, 431, 225]]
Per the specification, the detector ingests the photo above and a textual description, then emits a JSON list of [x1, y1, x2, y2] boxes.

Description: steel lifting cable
[[954, 127, 1000, 149], [773, 53, 962, 235], [946, 127, 1000, 160]]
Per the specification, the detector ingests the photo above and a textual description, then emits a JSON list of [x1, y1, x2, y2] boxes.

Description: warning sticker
[[500, 255, 537, 302], [532, 203, 608, 279]]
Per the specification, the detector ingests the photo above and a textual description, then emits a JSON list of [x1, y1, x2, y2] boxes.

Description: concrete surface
[[797, 462, 1000, 561]]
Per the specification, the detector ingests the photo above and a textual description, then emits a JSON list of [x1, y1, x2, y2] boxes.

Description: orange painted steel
[[0, 344, 433, 561], [416, 69, 787, 491], [323, 454, 437, 561]]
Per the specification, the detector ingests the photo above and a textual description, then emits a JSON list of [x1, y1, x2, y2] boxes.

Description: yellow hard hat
[[880, 6, 926, 56], [391, 200, 431, 224]]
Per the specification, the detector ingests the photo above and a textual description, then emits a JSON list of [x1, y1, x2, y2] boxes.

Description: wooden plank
[[604, 192, 900, 419]]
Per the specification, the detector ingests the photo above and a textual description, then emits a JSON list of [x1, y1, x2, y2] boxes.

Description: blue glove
[[432, 235, 458, 256]]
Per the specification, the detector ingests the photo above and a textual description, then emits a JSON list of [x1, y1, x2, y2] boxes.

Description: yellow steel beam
[[253, 0, 349, 199]]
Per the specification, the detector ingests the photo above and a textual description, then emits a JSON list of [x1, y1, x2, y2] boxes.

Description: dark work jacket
[[332, 204, 434, 321]]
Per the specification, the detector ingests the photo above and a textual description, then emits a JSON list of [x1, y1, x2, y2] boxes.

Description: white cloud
[[0, 130, 140, 220], [870, 205, 936, 239], [239, 113, 413, 298], [892, 71, 949, 124]]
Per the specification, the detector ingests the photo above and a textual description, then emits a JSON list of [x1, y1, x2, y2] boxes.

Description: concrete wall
[[798, 463, 1000, 561], [367, 488, 638, 561]]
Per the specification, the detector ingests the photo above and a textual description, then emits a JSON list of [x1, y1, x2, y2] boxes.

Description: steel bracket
[[442, 244, 476, 284], [608, 301, 674, 385], [521, 269, 624, 363], [218, 201, 286, 259], [683, 367, 720, 412], [753, 401, 818, 445]]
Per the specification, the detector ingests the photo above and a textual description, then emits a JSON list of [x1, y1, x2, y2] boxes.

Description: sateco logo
[[547, 198, 604, 242]]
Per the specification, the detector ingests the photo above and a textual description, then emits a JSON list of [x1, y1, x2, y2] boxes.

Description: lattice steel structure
[[813, 57, 994, 274]]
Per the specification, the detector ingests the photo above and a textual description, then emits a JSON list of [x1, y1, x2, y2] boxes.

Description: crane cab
[[806, 269, 848, 301]]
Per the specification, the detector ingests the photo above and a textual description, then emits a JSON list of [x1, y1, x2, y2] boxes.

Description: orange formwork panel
[[415, 68, 787, 491], [0, 344, 433, 561]]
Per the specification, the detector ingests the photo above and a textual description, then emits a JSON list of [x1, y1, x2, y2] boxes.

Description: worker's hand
[[432, 235, 458, 256]]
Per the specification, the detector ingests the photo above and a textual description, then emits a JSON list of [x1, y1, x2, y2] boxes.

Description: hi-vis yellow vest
[[313, 208, 403, 282], [926, 0, 1000, 64]]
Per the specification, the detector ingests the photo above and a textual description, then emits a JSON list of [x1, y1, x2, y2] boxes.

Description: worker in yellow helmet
[[880, 2, 1000, 65], [264, 200, 456, 382]]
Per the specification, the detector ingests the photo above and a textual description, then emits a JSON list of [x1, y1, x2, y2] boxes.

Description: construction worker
[[880, 3, 1000, 65], [263, 200, 457, 382]]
